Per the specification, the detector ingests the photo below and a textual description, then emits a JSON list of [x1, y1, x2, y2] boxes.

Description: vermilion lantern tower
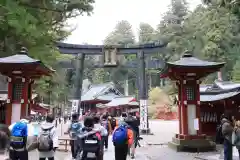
[[162, 51, 225, 151], [0, 47, 53, 125]]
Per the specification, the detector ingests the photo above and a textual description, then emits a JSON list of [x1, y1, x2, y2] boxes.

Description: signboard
[[71, 100, 79, 114], [104, 48, 117, 66]]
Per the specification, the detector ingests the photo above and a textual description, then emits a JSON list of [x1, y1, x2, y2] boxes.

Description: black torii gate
[[56, 42, 166, 133]]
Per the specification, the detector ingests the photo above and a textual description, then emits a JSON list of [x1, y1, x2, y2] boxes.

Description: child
[[38, 114, 58, 160]]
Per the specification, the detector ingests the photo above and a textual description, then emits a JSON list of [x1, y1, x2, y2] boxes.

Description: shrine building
[[200, 80, 240, 136], [69, 82, 122, 113], [97, 96, 139, 116]]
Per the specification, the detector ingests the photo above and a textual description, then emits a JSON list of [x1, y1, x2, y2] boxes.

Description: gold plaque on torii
[[103, 47, 118, 67]]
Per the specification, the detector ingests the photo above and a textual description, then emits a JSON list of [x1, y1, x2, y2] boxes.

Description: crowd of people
[[4, 110, 240, 160], [0, 111, 140, 160], [67, 112, 140, 160]]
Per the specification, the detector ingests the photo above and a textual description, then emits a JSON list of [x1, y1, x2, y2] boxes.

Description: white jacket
[[38, 122, 58, 158]]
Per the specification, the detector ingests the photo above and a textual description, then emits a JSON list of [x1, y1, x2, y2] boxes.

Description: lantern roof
[[167, 51, 225, 67], [0, 47, 54, 78], [160, 51, 225, 79], [0, 54, 40, 64]]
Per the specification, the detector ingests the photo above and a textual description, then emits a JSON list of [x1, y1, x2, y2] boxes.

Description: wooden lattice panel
[[186, 87, 195, 101], [12, 82, 24, 101]]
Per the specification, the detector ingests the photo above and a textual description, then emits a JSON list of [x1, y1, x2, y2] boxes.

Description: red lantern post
[[0, 47, 53, 125], [161, 51, 224, 152]]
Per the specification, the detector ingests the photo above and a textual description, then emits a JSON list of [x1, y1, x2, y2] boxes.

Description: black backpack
[[81, 132, 101, 160], [215, 123, 224, 144]]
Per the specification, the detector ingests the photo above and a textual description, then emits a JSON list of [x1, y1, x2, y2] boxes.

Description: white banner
[[140, 99, 148, 130], [71, 100, 79, 114]]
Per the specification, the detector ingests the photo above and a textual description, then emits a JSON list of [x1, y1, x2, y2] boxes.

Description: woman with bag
[[232, 120, 240, 158]]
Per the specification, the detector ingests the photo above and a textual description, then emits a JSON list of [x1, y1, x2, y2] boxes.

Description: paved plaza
[[28, 120, 239, 160]]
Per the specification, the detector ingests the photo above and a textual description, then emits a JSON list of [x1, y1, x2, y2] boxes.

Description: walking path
[[30, 120, 239, 160], [195, 147, 239, 160]]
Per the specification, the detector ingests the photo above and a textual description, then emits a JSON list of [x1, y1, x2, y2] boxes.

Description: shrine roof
[[200, 90, 240, 102], [81, 82, 122, 101], [200, 80, 240, 93], [105, 96, 138, 107], [200, 84, 213, 92], [200, 80, 240, 102], [214, 80, 240, 90], [31, 103, 50, 113], [167, 52, 224, 67], [38, 103, 52, 109], [97, 93, 120, 101]]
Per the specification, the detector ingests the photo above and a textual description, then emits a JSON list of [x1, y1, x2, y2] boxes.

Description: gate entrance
[[57, 42, 166, 133]]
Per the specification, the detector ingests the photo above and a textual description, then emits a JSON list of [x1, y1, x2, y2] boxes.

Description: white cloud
[[65, 0, 202, 45]]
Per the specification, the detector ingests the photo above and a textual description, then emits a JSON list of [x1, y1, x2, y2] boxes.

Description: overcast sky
[[65, 0, 202, 45]]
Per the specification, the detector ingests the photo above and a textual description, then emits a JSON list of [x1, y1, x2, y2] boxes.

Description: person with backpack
[[9, 117, 34, 160], [67, 113, 83, 160], [38, 114, 58, 160], [220, 113, 234, 160], [112, 119, 133, 160], [125, 114, 140, 159], [79, 116, 102, 160], [101, 114, 112, 150]]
